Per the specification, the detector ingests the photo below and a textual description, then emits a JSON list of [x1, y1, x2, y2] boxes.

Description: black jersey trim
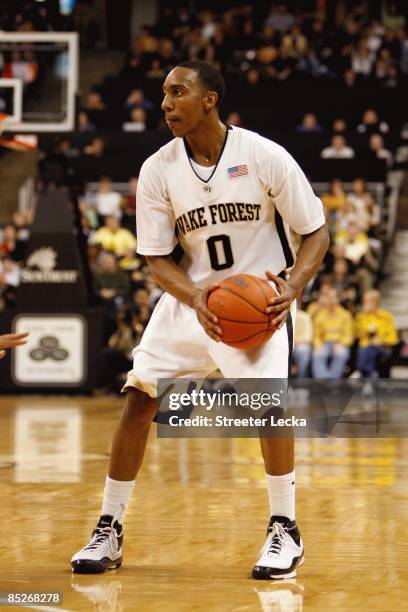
[[275, 209, 294, 269], [184, 124, 232, 184], [286, 310, 294, 377], [171, 243, 184, 264]]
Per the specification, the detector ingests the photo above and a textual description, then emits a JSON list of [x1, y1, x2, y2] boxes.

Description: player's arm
[[0, 332, 29, 359], [145, 255, 222, 341], [266, 225, 330, 327], [260, 142, 330, 327]]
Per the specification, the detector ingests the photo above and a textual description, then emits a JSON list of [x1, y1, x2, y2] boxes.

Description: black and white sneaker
[[252, 515, 304, 580], [71, 507, 124, 574]]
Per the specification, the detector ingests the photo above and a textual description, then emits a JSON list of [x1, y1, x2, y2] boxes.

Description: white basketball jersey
[[136, 126, 325, 288]]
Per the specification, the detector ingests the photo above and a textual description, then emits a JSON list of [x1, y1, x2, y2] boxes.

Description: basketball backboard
[[0, 32, 79, 132]]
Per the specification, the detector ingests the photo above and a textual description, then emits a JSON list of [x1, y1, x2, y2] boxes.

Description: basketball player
[[71, 61, 329, 579], [0, 332, 29, 359]]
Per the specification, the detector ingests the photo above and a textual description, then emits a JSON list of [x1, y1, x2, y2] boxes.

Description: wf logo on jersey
[[175, 202, 261, 237], [227, 164, 248, 178]]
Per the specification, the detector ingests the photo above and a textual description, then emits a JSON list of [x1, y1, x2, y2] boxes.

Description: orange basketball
[[207, 274, 279, 350]]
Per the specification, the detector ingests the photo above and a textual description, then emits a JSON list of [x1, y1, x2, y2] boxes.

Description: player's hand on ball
[[264, 272, 298, 329], [192, 285, 222, 342]]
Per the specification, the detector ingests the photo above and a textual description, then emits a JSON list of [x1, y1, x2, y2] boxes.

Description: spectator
[[347, 178, 369, 211], [257, 44, 280, 74], [383, 63, 399, 87], [369, 133, 393, 167], [82, 92, 107, 128], [0, 224, 26, 261], [295, 113, 322, 133], [264, 4, 295, 33], [145, 58, 166, 80], [122, 107, 147, 132], [83, 91, 106, 111], [335, 221, 369, 265], [374, 48, 393, 80], [258, 24, 281, 49], [0, 255, 20, 288], [281, 26, 308, 59], [95, 253, 130, 306], [321, 179, 348, 219], [366, 22, 383, 55], [119, 248, 140, 272], [98, 308, 137, 393], [121, 41, 144, 79], [5, 50, 38, 83], [57, 138, 80, 159], [200, 10, 217, 44], [83, 137, 106, 158], [298, 48, 330, 78], [362, 192, 381, 230], [332, 118, 348, 134], [245, 67, 261, 86], [77, 110, 96, 132], [312, 288, 354, 378], [293, 305, 313, 378], [226, 111, 243, 127], [351, 40, 375, 76], [272, 47, 295, 80], [122, 176, 138, 231], [321, 135, 355, 159], [382, 2, 406, 30], [332, 257, 357, 302], [357, 109, 390, 134], [94, 176, 122, 223], [307, 284, 330, 320], [92, 215, 136, 257], [12, 211, 32, 242], [132, 286, 151, 310], [124, 88, 155, 113], [132, 26, 158, 54], [343, 68, 357, 87], [355, 289, 398, 379], [335, 201, 362, 232]]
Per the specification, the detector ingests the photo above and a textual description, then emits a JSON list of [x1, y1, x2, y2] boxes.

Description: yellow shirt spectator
[[93, 215, 137, 257], [294, 309, 313, 344], [355, 309, 398, 348], [313, 305, 354, 348], [321, 179, 348, 211]]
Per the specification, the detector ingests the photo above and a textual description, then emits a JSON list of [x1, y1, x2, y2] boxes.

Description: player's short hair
[[177, 60, 225, 108]]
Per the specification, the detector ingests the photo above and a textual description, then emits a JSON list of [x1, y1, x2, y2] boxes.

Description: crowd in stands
[[0, 165, 401, 390], [70, 0, 408, 133], [0, 0, 99, 44], [1, 0, 407, 390]]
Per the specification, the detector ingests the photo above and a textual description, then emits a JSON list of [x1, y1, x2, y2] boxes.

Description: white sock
[[101, 476, 135, 523], [266, 471, 295, 521]]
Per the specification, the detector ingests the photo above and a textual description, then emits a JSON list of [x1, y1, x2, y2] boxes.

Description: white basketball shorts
[[123, 293, 295, 398]]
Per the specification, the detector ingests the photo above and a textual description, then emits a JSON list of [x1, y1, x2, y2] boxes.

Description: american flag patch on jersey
[[227, 164, 248, 178]]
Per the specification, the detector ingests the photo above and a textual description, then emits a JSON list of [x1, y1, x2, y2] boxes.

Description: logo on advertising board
[[12, 314, 87, 386], [20, 247, 79, 284]]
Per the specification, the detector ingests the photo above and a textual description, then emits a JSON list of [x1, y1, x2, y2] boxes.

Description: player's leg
[[210, 306, 303, 579], [71, 293, 215, 574], [109, 388, 156, 481], [254, 430, 303, 580], [71, 388, 156, 574]]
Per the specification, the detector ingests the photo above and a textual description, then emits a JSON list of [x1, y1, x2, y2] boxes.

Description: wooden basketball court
[[1, 395, 407, 611]]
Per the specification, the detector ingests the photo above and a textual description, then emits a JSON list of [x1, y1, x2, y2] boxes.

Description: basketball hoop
[[0, 116, 38, 151]]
